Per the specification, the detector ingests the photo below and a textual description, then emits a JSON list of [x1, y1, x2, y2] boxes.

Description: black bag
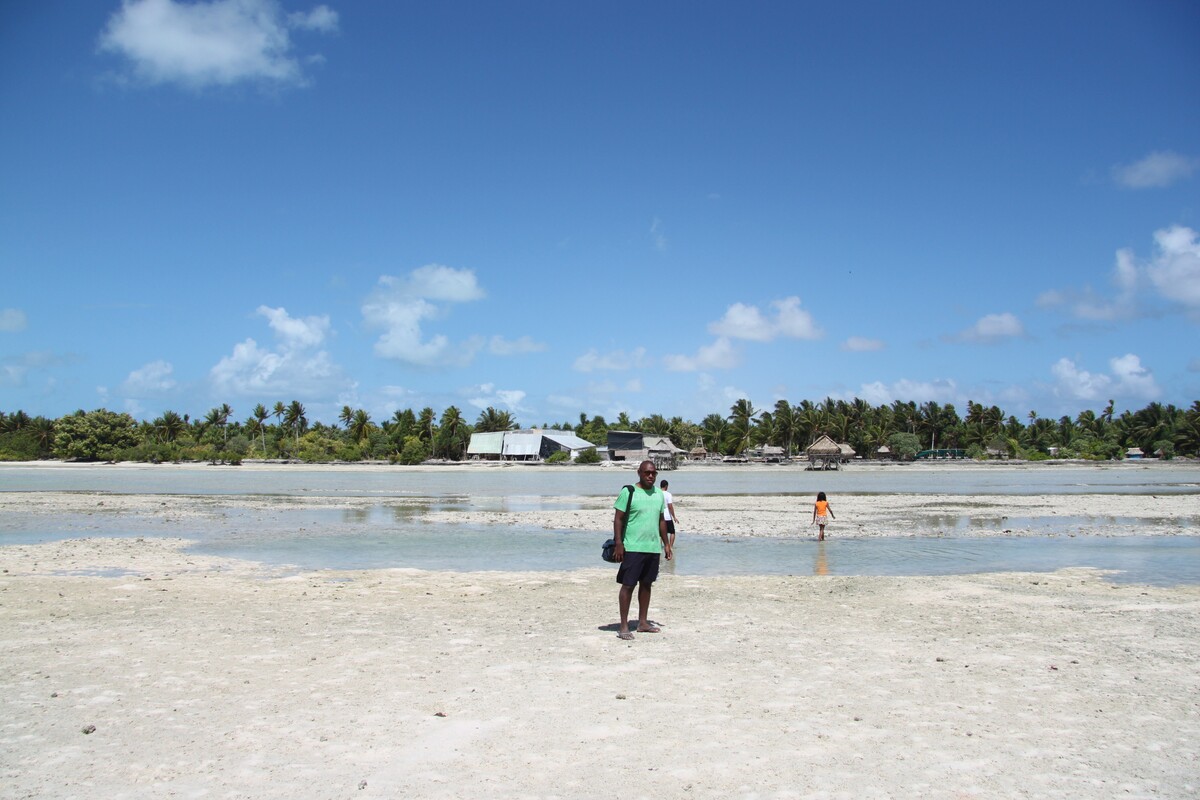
[[602, 484, 636, 563]]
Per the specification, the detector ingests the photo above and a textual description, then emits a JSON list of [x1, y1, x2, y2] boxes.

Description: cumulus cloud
[[98, 0, 338, 89], [662, 337, 739, 372], [1112, 151, 1200, 189], [840, 336, 885, 352], [465, 383, 527, 412], [1144, 225, 1200, 311], [1051, 354, 1159, 403], [956, 312, 1025, 343], [363, 265, 487, 367], [1041, 225, 1200, 321], [121, 359, 177, 395], [0, 308, 27, 332], [708, 296, 822, 342], [573, 347, 649, 372], [210, 305, 343, 397]]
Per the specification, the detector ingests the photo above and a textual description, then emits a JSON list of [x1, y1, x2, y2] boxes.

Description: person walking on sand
[[660, 478, 680, 550], [613, 460, 672, 640], [812, 491, 835, 541]]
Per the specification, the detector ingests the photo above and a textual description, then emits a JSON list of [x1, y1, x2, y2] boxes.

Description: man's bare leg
[[637, 583, 659, 632], [618, 584, 635, 639]]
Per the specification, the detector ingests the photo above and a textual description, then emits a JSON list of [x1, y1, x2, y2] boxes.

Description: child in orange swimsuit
[[812, 491, 835, 541]]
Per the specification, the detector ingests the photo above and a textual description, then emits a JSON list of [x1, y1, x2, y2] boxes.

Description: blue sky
[[2, 1, 1198, 427]]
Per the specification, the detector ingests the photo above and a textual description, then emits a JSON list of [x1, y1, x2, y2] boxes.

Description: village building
[[466, 429, 598, 462], [606, 431, 684, 470]]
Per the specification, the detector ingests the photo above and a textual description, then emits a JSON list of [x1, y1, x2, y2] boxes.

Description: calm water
[[3, 460, 1200, 497], [3, 463, 1199, 584]]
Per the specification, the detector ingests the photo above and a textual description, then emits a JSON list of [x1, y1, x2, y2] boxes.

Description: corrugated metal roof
[[466, 431, 506, 455], [502, 433, 544, 457], [542, 432, 596, 450]]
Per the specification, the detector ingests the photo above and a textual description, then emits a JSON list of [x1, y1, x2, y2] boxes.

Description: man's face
[[637, 463, 657, 489]]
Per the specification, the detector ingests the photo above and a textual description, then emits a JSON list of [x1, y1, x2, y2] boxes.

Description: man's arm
[[613, 493, 627, 560], [667, 501, 679, 525]]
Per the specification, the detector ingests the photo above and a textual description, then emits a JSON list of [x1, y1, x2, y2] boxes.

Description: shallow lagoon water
[[3, 462, 1198, 584], [4, 460, 1200, 497]]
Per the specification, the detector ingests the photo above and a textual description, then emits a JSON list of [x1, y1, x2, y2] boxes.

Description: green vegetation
[[1, 398, 1197, 464]]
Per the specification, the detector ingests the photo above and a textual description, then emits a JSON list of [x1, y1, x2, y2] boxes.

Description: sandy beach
[[2, 465, 1199, 798]]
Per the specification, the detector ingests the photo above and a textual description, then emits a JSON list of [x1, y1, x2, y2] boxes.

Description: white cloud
[[958, 312, 1025, 343], [465, 383, 527, 412], [572, 347, 649, 372], [98, 0, 337, 90], [210, 306, 343, 397], [363, 266, 486, 367], [1044, 225, 1200, 321], [663, 337, 739, 372], [708, 296, 822, 341], [1112, 151, 1200, 189], [1145, 225, 1200, 310], [1051, 354, 1159, 403], [257, 304, 329, 349], [488, 335, 546, 356], [1109, 353, 1160, 399], [0, 308, 27, 332], [856, 378, 960, 407], [121, 359, 176, 394], [1050, 357, 1111, 402], [288, 4, 338, 32], [841, 336, 884, 352]]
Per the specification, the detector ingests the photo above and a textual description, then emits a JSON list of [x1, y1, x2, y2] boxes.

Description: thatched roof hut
[[806, 435, 842, 470]]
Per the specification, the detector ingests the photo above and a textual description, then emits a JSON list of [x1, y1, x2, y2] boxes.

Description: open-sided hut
[[806, 435, 842, 470]]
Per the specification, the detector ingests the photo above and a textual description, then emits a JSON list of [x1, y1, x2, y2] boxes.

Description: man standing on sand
[[613, 460, 672, 640]]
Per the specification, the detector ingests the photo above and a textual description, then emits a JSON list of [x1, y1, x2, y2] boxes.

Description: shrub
[[545, 451, 569, 464], [574, 447, 601, 464]]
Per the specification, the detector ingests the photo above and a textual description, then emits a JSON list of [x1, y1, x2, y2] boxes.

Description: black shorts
[[665, 520, 676, 535], [616, 551, 661, 587]]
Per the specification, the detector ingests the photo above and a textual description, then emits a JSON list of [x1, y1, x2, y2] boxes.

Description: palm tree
[[349, 409, 374, 445], [726, 399, 759, 455], [29, 416, 56, 456], [338, 405, 354, 430], [283, 400, 307, 445], [251, 403, 269, 453], [2, 409, 31, 432], [701, 413, 728, 454], [417, 407, 436, 446], [154, 410, 186, 443], [773, 400, 798, 456], [640, 413, 670, 436], [475, 407, 517, 432], [436, 406, 469, 459]]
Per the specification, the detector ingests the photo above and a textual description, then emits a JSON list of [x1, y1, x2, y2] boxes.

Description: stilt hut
[[806, 435, 842, 470]]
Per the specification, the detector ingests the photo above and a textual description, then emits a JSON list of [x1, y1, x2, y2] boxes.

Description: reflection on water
[[814, 542, 830, 576]]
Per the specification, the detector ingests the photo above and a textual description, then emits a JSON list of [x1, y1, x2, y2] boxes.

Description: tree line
[[1, 397, 1197, 464]]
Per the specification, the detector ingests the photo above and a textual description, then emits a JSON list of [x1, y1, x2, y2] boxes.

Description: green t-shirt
[[613, 485, 665, 553]]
